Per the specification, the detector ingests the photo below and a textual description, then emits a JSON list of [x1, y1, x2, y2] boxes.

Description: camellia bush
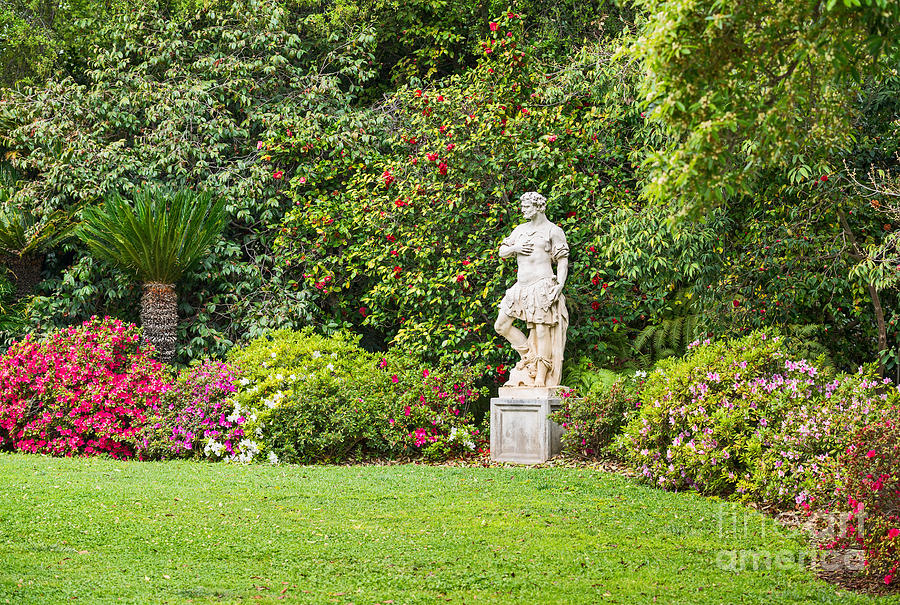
[[268, 14, 720, 374], [227, 328, 486, 464], [618, 331, 896, 507], [831, 411, 900, 587], [0, 316, 169, 458]]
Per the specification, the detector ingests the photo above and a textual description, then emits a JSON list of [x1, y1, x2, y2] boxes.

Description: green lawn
[[0, 454, 896, 604]]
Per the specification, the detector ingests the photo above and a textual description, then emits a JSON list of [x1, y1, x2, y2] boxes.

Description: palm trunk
[[140, 281, 178, 363], [4, 253, 44, 299]]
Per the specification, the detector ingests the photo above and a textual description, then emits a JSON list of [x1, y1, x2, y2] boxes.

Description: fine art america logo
[[713, 503, 879, 573]]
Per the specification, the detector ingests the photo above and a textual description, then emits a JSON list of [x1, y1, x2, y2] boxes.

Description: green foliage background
[[1, 0, 900, 378]]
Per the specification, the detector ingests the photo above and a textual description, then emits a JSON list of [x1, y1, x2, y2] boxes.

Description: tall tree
[[630, 0, 900, 208]]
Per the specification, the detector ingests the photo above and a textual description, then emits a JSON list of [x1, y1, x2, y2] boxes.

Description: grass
[[0, 454, 897, 604]]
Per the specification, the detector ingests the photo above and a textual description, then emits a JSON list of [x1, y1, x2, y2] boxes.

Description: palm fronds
[[0, 207, 74, 257], [0, 162, 74, 257], [76, 187, 227, 284]]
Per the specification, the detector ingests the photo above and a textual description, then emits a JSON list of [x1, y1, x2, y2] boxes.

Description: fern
[[562, 356, 622, 392], [634, 313, 700, 362], [782, 323, 834, 369]]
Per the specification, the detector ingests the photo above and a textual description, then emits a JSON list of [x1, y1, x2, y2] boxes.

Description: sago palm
[[76, 187, 227, 362], [0, 166, 75, 298]]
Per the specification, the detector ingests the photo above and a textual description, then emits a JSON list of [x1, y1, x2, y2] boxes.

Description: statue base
[[490, 387, 566, 464]]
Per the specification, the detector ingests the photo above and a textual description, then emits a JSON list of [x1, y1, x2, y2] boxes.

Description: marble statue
[[494, 192, 569, 387]]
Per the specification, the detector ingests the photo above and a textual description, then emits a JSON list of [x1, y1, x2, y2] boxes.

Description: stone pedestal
[[490, 387, 566, 464]]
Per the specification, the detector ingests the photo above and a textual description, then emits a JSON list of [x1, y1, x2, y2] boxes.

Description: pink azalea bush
[[138, 360, 246, 461], [830, 411, 900, 586], [0, 317, 169, 458], [619, 331, 896, 506]]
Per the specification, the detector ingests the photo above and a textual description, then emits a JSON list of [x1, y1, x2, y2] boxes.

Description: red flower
[[273, 170, 284, 179], [456, 274, 465, 282], [426, 152, 438, 161], [732, 300, 741, 308], [393, 266, 402, 275], [386, 234, 396, 242], [446, 143, 455, 151], [548, 134, 557, 142], [488, 68, 494, 73], [590, 301, 600, 310], [438, 162, 448, 175], [566, 211, 576, 218], [358, 306, 368, 316], [821, 174, 829, 182], [415, 89, 422, 97], [866, 449, 878, 458], [382, 170, 395, 187], [394, 198, 408, 207], [437, 95, 444, 102], [489, 22, 498, 31], [888, 528, 900, 539], [591, 275, 600, 286]]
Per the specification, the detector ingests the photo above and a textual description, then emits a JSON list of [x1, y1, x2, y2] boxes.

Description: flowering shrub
[[0, 317, 169, 458], [618, 331, 896, 506], [551, 375, 642, 456], [227, 328, 486, 464], [379, 355, 487, 461], [138, 361, 249, 461], [832, 412, 900, 586]]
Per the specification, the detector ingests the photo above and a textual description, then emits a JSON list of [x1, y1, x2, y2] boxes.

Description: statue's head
[[520, 191, 547, 216]]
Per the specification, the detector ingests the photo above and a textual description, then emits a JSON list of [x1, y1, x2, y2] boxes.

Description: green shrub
[[618, 331, 896, 506], [227, 329, 486, 464]]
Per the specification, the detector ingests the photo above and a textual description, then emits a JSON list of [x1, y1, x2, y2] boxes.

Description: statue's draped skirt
[[499, 277, 569, 386]]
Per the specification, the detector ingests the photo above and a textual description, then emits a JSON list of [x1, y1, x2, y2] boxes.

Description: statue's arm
[[556, 256, 568, 288], [499, 229, 520, 258], [551, 225, 569, 299], [499, 242, 518, 258]]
